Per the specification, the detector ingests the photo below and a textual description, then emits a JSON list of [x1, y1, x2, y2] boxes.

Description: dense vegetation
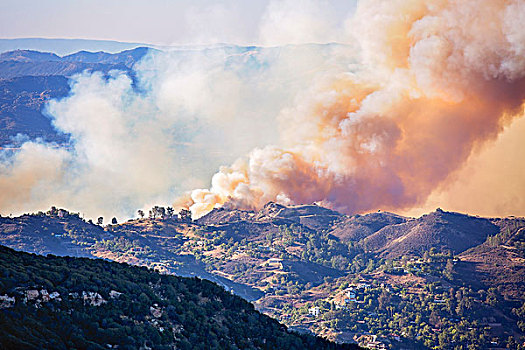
[[0, 245, 357, 349]]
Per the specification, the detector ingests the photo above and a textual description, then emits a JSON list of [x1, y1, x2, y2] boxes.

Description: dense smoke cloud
[[0, 0, 524, 221], [185, 0, 525, 218]]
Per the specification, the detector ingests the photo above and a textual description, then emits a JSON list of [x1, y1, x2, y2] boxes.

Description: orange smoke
[[182, 0, 525, 218]]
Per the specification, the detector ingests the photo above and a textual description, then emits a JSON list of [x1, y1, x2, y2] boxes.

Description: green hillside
[[0, 245, 357, 350]]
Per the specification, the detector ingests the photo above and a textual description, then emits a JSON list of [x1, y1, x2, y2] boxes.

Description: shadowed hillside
[[0, 245, 357, 349]]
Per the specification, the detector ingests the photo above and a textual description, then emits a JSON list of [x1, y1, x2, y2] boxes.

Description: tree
[[378, 289, 391, 310], [48, 206, 58, 216], [179, 209, 192, 222], [486, 288, 499, 307], [137, 210, 145, 219], [445, 259, 454, 280], [158, 207, 166, 219], [429, 309, 440, 326], [111, 217, 118, 225], [149, 206, 167, 219], [97, 217, 104, 225]]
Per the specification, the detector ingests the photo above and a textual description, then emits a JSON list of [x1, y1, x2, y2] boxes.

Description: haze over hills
[[0, 47, 154, 146], [0, 38, 156, 56], [0, 37, 524, 222], [0, 44, 313, 148], [1, 203, 524, 348]]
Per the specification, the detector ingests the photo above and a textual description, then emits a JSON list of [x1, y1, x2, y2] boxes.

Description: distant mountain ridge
[[0, 75, 70, 145], [0, 38, 155, 56], [0, 47, 152, 79]]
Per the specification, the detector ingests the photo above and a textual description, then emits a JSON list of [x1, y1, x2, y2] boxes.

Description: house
[[356, 335, 387, 350], [49, 292, 61, 300], [308, 306, 320, 317], [150, 304, 163, 318], [40, 289, 50, 302], [346, 290, 357, 301], [366, 341, 387, 349], [25, 289, 39, 301], [82, 291, 106, 306], [0, 294, 15, 309], [357, 283, 371, 290], [109, 290, 122, 299]]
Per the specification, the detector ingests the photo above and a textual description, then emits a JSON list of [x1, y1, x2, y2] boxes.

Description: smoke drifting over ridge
[[185, 0, 525, 218], [0, 0, 524, 221], [0, 43, 353, 221]]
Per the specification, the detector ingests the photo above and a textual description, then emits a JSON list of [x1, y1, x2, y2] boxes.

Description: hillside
[[0, 210, 263, 302], [0, 245, 357, 349], [1, 205, 524, 348], [458, 221, 525, 299], [363, 209, 500, 258], [330, 211, 407, 242], [0, 75, 70, 145]]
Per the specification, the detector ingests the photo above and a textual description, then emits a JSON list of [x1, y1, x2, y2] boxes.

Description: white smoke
[[0, 43, 354, 221]]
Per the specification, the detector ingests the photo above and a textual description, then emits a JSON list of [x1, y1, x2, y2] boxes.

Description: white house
[[308, 306, 320, 317]]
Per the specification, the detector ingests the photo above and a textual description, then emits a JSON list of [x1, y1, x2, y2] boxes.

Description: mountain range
[[0, 38, 155, 56], [1, 203, 524, 348]]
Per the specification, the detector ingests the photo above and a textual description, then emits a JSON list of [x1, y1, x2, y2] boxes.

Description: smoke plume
[[0, 0, 524, 221], [185, 0, 525, 218]]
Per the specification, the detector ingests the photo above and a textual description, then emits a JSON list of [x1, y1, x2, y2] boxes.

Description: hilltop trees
[[149, 206, 166, 219], [179, 209, 192, 222], [139, 206, 192, 222]]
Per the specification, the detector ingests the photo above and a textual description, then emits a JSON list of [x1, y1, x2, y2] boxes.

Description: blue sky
[[0, 0, 356, 46]]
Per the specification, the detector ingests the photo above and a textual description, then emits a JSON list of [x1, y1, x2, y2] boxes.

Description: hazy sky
[[0, 0, 356, 46]]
